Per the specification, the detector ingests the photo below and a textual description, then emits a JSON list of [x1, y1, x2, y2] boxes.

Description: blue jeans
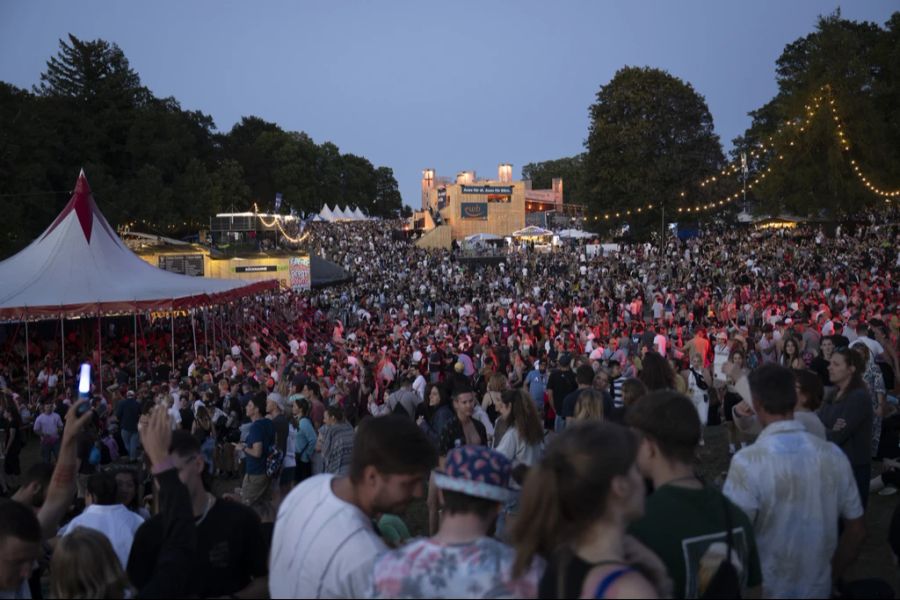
[[40, 440, 60, 464], [201, 437, 216, 474], [122, 429, 140, 460]]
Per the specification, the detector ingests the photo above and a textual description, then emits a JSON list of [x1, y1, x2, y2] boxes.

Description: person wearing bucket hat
[[367, 445, 543, 599]]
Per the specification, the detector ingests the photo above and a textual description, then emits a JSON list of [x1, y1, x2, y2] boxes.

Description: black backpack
[[702, 495, 742, 599], [392, 399, 412, 418]]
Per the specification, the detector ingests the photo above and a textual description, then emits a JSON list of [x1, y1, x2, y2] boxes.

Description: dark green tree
[[521, 154, 586, 205], [583, 67, 725, 233], [733, 11, 900, 217], [373, 166, 403, 217], [0, 33, 405, 258], [209, 159, 251, 215]]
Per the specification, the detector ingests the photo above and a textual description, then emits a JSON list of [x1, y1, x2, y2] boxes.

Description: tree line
[[0, 34, 403, 258], [522, 11, 900, 231]]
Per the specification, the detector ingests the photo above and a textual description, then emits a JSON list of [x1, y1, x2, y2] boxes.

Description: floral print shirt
[[369, 537, 543, 599]]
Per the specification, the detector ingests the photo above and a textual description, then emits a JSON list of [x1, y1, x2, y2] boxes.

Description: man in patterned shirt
[[367, 445, 543, 598], [723, 364, 865, 599]]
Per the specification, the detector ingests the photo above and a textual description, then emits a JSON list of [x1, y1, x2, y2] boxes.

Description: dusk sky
[[1, 1, 897, 209]]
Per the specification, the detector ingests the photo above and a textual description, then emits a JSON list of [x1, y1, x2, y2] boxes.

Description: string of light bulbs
[[586, 84, 898, 222], [252, 203, 310, 244]]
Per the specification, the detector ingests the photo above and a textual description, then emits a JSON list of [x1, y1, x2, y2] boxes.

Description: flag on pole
[[740, 152, 748, 176], [274, 193, 283, 212]]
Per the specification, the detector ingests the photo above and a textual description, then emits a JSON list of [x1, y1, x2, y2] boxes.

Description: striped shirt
[[270, 474, 384, 598], [610, 377, 625, 408]]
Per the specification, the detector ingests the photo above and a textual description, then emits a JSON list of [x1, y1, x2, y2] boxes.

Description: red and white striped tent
[[0, 171, 277, 321]]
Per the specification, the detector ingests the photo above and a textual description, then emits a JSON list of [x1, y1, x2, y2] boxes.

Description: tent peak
[[43, 171, 95, 243]]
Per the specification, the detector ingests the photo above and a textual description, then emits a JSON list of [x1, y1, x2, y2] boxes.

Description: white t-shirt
[[851, 336, 884, 359], [653, 333, 667, 356], [723, 420, 862, 599], [59, 504, 145, 569], [412, 374, 427, 401], [495, 426, 542, 470], [269, 474, 385, 598]]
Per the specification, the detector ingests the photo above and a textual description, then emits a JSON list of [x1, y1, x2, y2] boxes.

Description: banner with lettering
[[289, 256, 311, 291], [460, 202, 488, 220]]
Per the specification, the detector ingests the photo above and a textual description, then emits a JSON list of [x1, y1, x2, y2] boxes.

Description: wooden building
[[414, 165, 564, 245]]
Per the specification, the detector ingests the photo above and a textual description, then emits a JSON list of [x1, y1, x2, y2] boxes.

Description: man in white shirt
[[59, 471, 145, 568], [653, 326, 668, 357], [723, 364, 865, 599], [269, 415, 437, 598], [850, 324, 885, 359]]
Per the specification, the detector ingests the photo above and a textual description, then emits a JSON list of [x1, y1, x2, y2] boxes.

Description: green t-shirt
[[628, 485, 762, 599]]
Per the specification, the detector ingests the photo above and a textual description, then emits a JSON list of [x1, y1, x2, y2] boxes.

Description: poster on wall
[[460, 202, 488, 220], [158, 254, 205, 277], [289, 256, 311, 291]]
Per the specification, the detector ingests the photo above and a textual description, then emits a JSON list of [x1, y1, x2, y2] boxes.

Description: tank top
[[538, 552, 633, 599]]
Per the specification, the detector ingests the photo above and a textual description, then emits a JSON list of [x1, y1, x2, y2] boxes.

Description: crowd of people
[[0, 214, 898, 598]]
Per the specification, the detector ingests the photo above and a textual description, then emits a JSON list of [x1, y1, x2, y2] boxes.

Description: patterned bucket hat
[[433, 445, 514, 503]]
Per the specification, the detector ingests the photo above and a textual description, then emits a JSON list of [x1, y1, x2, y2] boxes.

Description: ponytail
[[511, 422, 638, 578], [511, 460, 562, 577]]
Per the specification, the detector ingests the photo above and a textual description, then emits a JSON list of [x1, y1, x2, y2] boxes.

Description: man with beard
[[269, 415, 437, 598]]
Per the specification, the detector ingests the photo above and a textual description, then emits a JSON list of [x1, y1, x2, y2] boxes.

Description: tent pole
[[212, 308, 217, 358], [60, 315, 66, 391], [24, 316, 31, 406], [191, 310, 197, 359], [170, 311, 176, 375], [97, 311, 102, 392], [133, 312, 138, 390]]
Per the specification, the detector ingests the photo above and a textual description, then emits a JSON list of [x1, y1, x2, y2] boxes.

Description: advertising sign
[[289, 256, 311, 291], [460, 202, 488, 220], [235, 265, 278, 273]]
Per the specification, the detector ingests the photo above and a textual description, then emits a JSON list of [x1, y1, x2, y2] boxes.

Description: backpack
[[392, 399, 412, 418], [701, 495, 742, 599]]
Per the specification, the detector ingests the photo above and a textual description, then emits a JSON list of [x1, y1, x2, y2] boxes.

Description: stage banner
[[461, 185, 513, 195], [289, 256, 311, 291], [460, 202, 488, 220]]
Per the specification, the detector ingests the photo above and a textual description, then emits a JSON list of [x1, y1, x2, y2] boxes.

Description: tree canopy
[[521, 11, 898, 232], [0, 34, 402, 258], [731, 10, 900, 217], [582, 66, 725, 231]]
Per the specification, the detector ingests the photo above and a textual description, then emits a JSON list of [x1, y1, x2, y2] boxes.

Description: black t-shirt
[[546, 369, 577, 410], [127, 497, 267, 598], [153, 363, 171, 384], [179, 408, 194, 432], [810, 355, 832, 387], [115, 397, 141, 432], [272, 414, 289, 454]]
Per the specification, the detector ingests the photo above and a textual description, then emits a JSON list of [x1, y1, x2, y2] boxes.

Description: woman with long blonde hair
[[51, 527, 132, 598]]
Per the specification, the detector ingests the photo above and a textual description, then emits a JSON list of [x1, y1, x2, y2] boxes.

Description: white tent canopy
[[318, 204, 334, 221], [0, 171, 276, 321], [353, 207, 367, 220], [512, 225, 553, 237], [557, 229, 595, 239]]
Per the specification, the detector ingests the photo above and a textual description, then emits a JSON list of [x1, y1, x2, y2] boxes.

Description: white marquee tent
[[318, 204, 335, 221], [0, 171, 276, 321]]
